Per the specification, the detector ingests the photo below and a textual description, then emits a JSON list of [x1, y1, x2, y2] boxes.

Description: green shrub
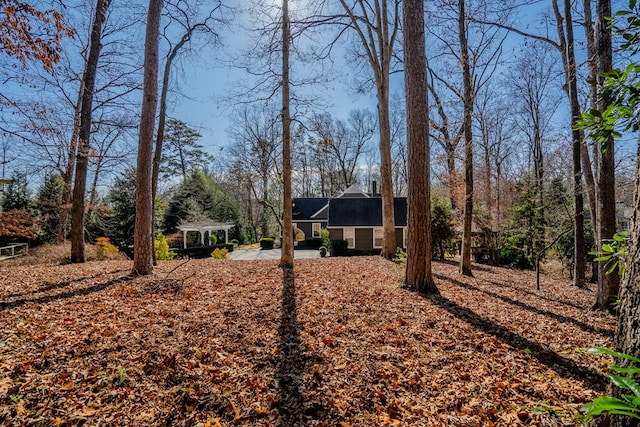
[[209, 234, 217, 245], [260, 238, 274, 249], [581, 348, 640, 422], [330, 239, 348, 256], [179, 244, 234, 258], [393, 247, 407, 265], [319, 246, 327, 257], [211, 247, 229, 259], [305, 237, 323, 249], [154, 234, 176, 260], [320, 228, 331, 248], [499, 247, 533, 269]]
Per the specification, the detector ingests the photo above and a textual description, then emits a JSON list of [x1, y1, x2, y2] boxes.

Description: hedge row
[[178, 244, 235, 258]]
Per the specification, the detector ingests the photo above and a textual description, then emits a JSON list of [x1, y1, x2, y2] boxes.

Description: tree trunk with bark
[[280, 0, 294, 269], [57, 82, 83, 244], [403, 0, 438, 294], [459, 0, 474, 277], [610, 162, 640, 426], [581, 0, 599, 227], [593, 0, 620, 311], [378, 81, 397, 259], [133, 0, 163, 275], [552, 0, 586, 287], [338, 0, 400, 259], [70, 0, 109, 263]]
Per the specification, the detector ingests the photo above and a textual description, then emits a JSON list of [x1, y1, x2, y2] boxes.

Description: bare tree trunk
[[553, 0, 586, 287], [280, 0, 294, 269], [338, 0, 400, 259], [70, 0, 109, 263], [427, 74, 460, 210], [593, 0, 619, 311], [378, 83, 397, 258], [581, 0, 598, 228], [459, 0, 474, 277], [57, 82, 83, 244], [582, 0, 600, 283], [133, 0, 163, 275], [403, 0, 438, 294]]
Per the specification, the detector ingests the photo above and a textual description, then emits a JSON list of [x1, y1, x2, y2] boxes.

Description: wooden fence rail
[[0, 243, 28, 260]]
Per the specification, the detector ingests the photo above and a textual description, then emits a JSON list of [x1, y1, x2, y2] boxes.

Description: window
[[343, 228, 355, 248], [312, 223, 321, 238], [403, 227, 408, 248], [373, 228, 384, 248]]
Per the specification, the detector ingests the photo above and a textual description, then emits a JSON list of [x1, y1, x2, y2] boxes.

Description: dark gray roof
[[328, 197, 407, 227], [292, 198, 329, 221]]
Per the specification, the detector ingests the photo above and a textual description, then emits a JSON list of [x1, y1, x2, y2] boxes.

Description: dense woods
[[2, 0, 640, 425]]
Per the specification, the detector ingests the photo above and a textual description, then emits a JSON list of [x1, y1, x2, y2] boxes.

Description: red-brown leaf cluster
[[0, 257, 615, 426], [0, 0, 76, 70], [0, 209, 39, 239]]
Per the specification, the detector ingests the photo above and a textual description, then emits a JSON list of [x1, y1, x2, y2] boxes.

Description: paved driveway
[[228, 248, 321, 260]]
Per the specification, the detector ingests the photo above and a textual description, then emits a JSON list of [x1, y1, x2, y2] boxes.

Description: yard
[[0, 257, 615, 426]]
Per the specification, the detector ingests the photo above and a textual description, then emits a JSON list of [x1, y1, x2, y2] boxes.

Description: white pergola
[[177, 222, 235, 249]]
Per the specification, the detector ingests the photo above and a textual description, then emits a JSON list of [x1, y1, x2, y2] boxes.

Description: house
[[292, 184, 407, 252], [291, 197, 329, 241], [616, 201, 634, 234]]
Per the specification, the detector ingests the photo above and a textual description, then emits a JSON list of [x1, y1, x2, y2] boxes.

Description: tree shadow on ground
[[2, 269, 130, 300], [434, 273, 613, 338], [276, 266, 308, 426], [424, 293, 608, 392], [0, 273, 134, 312]]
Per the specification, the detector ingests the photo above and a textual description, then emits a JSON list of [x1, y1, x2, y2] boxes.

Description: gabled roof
[[328, 197, 407, 227], [292, 198, 329, 221], [335, 184, 370, 198]]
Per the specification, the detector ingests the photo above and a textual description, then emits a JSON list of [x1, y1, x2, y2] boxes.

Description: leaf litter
[[0, 257, 615, 426]]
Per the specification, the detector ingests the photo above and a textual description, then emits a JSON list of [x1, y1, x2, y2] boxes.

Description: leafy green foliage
[[161, 118, 215, 181], [319, 246, 327, 257], [431, 195, 455, 260], [591, 231, 629, 276], [163, 171, 243, 241], [320, 228, 331, 248], [179, 244, 234, 258], [211, 247, 229, 259], [330, 239, 348, 256], [35, 174, 63, 244], [259, 238, 274, 249], [116, 365, 129, 387], [505, 174, 546, 258], [154, 234, 176, 260], [105, 168, 137, 255], [577, 2, 640, 145], [304, 237, 323, 248], [393, 247, 407, 265], [2, 172, 32, 212], [581, 348, 640, 421], [499, 247, 534, 270]]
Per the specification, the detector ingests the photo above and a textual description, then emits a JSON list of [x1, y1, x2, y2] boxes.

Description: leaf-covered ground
[[0, 257, 616, 426]]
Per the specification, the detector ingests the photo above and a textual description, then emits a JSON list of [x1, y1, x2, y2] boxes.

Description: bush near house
[[330, 240, 348, 256], [304, 237, 323, 249], [179, 244, 234, 258], [260, 238, 274, 249], [211, 248, 229, 259]]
